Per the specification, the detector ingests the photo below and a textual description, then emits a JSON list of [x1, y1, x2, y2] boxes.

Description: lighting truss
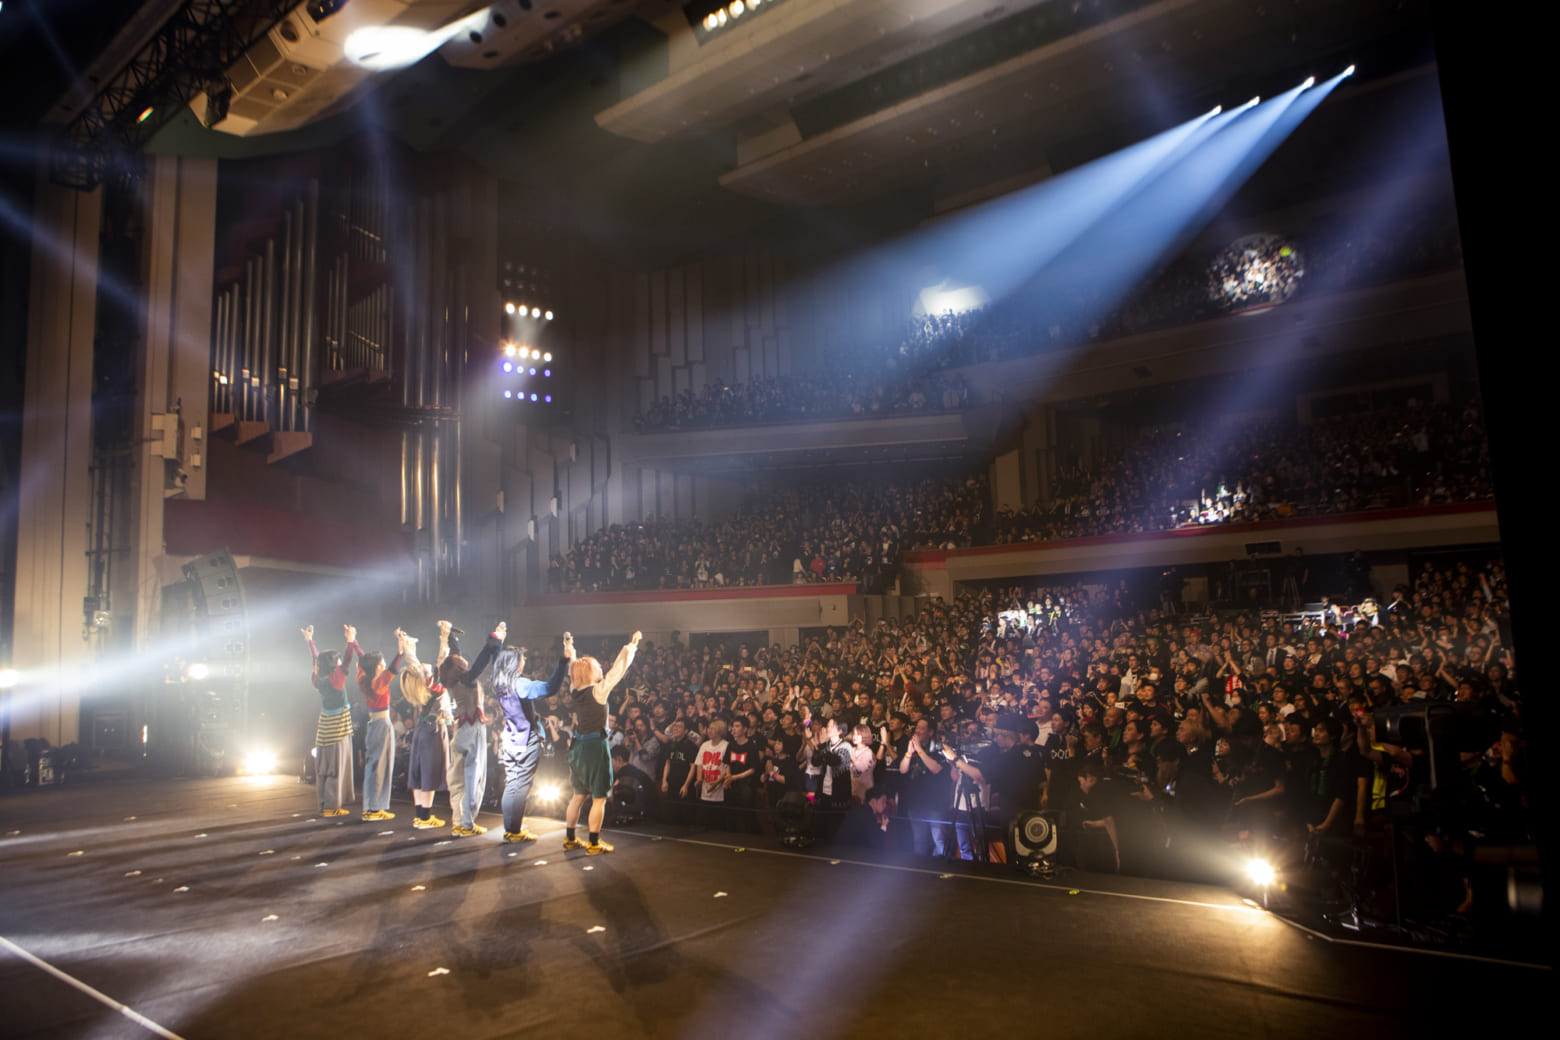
[[51, 0, 299, 190]]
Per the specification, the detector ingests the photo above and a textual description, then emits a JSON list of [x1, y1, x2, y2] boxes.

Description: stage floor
[[0, 778, 1545, 1039]]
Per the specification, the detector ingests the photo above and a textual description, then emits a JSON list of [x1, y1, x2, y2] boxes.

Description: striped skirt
[[316, 707, 352, 749]]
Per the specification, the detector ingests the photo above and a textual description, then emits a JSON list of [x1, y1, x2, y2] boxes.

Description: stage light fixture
[[243, 748, 279, 775], [506, 302, 516, 314], [504, 389, 513, 399], [1300, 76, 1315, 89], [731, 1, 745, 16], [306, 0, 352, 21], [0, 668, 18, 689], [530, 393, 538, 401], [543, 352, 552, 362], [539, 783, 562, 802], [704, 13, 717, 28], [503, 362, 513, 373], [716, 8, 727, 24], [504, 343, 516, 357], [1343, 64, 1356, 77], [544, 310, 554, 321], [530, 307, 541, 318], [543, 369, 551, 378], [529, 367, 537, 376], [544, 394, 552, 403], [187, 662, 210, 680], [1246, 859, 1276, 887]]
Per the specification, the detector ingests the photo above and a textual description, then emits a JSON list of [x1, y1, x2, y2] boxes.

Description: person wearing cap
[[966, 712, 1046, 832]]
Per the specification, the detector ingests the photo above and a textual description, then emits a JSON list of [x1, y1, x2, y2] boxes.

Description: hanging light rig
[[500, 301, 556, 406]]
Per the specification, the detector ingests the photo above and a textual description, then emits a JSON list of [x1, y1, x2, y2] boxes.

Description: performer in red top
[[348, 627, 404, 821]]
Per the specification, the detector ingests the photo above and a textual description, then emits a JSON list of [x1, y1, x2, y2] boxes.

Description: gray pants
[[316, 740, 354, 812], [362, 716, 394, 813], [446, 723, 487, 828]]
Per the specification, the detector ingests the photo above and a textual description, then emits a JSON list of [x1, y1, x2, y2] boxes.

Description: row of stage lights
[[1208, 66, 1353, 117], [703, 0, 778, 31], [503, 344, 551, 362], [505, 303, 554, 320], [504, 391, 553, 402]]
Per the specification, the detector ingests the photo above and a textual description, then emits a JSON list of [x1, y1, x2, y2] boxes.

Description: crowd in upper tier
[[631, 211, 1465, 435], [553, 399, 1493, 594]]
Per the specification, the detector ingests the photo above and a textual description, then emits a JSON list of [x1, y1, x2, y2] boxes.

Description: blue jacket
[[496, 656, 569, 750]]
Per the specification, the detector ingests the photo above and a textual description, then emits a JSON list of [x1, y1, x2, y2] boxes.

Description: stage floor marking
[[0, 934, 190, 1040]]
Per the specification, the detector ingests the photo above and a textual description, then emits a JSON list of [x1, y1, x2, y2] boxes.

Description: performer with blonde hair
[[399, 627, 448, 829], [563, 631, 642, 854]]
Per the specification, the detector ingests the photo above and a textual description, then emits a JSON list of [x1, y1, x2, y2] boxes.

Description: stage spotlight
[[544, 395, 552, 403], [543, 352, 552, 362], [1247, 96, 1260, 108], [306, 0, 352, 21], [731, 1, 745, 16], [544, 310, 553, 320], [503, 362, 513, 373], [243, 748, 278, 775], [530, 307, 541, 318], [539, 783, 562, 802], [505, 302, 516, 314], [1209, 105, 1222, 116], [530, 393, 538, 402], [186, 662, 210, 681], [504, 343, 516, 357], [704, 13, 718, 29], [543, 369, 551, 378], [1246, 859, 1276, 887], [716, 8, 727, 25], [1300, 76, 1315, 89], [529, 367, 537, 376], [0, 668, 18, 689], [504, 389, 513, 399], [137, 106, 155, 124], [1343, 64, 1356, 77]]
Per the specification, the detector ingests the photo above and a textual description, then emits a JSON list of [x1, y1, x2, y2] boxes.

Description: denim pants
[[500, 736, 541, 833], [362, 716, 394, 813], [446, 723, 488, 828]]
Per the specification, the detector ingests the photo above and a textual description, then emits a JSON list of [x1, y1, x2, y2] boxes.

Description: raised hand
[[301, 625, 314, 641], [344, 624, 357, 643], [631, 630, 643, 645], [493, 621, 508, 640], [562, 632, 576, 660]]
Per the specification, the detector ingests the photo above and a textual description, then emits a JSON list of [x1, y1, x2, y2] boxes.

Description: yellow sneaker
[[452, 824, 488, 837], [412, 816, 439, 829], [561, 838, 586, 851], [585, 840, 614, 855], [425, 815, 446, 828], [503, 829, 539, 843]]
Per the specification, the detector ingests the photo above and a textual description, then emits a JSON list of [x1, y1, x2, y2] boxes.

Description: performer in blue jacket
[[492, 632, 575, 843]]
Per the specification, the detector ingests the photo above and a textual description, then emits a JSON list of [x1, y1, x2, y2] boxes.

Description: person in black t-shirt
[[724, 717, 764, 832], [658, 718, 699, 824]]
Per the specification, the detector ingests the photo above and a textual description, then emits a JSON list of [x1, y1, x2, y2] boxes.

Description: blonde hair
[[570, 657, 602, 690], [400, 666, 431, 708]]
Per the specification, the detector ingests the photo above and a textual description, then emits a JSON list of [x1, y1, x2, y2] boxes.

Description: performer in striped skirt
[[304, 624, 358, 817]]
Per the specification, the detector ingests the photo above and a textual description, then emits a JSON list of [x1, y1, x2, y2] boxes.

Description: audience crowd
[[555, 400, 1493, 593], [401, 553, 1523, 912]]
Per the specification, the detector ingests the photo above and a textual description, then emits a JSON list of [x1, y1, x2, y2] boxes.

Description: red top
[[347, 640, 402, 711]]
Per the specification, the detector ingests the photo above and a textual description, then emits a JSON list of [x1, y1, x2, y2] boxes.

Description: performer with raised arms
[[492, 631, 575, 843], [562, 630, 642, 854]]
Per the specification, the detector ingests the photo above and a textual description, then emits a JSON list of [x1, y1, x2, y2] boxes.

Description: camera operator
[[939, 720, 994, 860], [607, 745, 654, 825]]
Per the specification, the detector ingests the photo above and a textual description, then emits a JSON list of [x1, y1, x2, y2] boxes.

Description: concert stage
[[0, 779, 1544, 1038]]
